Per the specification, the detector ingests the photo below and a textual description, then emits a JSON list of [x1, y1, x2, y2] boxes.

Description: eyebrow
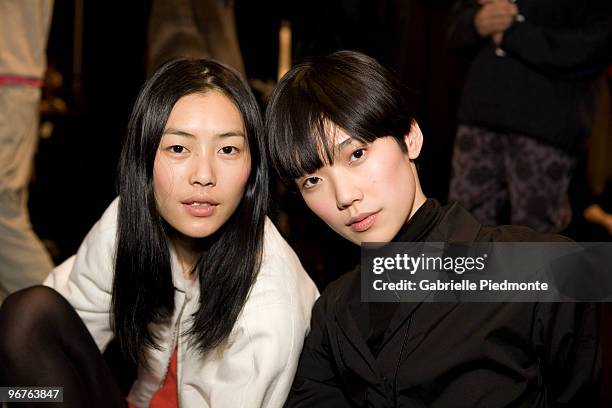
[[333, 137, 358, 153], [163, 128, 246, 139], [295, 137, 360, 181]]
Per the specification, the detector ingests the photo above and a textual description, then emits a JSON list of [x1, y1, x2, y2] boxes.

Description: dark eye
[[350, 148, 365, 162], [170, 145, 185, 153], [302, 176, 321, 189], [220, 146, 238, 155]]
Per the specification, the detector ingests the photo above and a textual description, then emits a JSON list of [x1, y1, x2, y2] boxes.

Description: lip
[[182, 196, 219, 217], [347, 211, 380, 232]]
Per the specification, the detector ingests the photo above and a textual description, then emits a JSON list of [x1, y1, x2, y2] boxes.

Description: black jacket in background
[[448, 0, 612, 152], [284, 200, 600, 407]]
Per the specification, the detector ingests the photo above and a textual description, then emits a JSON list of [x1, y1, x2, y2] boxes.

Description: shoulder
[[260, 217, 305, 271], [439, 202, 573, 243], [75, 197, 120, 267], [310, 269, 356, 320], [477, 224, 572, 243], [65, 197, 120, 254], [242, 217, 319, 320], [45, 197, 120, 291], [97, 196, 120, 229]]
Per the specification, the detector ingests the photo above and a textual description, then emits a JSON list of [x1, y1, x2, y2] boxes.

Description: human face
[[296, 124, 426, 245], [153, 91, 251, 243]]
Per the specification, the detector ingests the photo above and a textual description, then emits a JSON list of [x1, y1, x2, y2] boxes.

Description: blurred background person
[[147, 0, 245, 75], [581, 67, 612, 239], [0, 0, 55, 301], [448, 0, 612, 233]]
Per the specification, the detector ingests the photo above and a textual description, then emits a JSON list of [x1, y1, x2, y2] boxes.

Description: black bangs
[[265, 50, 414, 187], [274, 100, 373, 186]]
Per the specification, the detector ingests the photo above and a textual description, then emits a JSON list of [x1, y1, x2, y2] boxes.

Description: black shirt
[[364, 199, 443, 357], [285, 200, 601, 407]]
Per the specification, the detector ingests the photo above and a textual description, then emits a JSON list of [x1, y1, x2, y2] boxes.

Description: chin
[[179, 224, 221, 239], [362, 228, 395, 243], [344, 233, 387, 247], [185, 231, 213, 239]]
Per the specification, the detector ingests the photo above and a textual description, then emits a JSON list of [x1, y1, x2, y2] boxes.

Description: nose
[[189, 155, 216, 187], [333, 172, 362, 210]]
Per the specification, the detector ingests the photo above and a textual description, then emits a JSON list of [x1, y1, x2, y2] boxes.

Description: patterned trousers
[[449, 125, 576, 233]]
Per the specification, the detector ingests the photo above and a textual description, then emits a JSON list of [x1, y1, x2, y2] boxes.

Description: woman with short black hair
[[265, 50, 600, 408]]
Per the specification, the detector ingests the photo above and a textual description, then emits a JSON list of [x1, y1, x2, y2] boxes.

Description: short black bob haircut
[[265, 50, 415, 187], [114, 59, 268, 364]]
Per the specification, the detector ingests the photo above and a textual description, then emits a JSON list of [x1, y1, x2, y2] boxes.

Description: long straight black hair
[[113, 59, 268, 364]]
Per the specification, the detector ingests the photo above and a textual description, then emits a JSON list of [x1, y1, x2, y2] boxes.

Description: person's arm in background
[[584, 204, 612, 235], [447, 0, 517, 54], [497, 1, 612, 79]]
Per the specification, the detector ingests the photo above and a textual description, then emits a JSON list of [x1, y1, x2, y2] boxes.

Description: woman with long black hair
[[0, 59, 318, 407]]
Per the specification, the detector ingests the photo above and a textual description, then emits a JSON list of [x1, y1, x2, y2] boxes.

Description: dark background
[[28, 2, 612, 401], [32, 0, 467, 279]]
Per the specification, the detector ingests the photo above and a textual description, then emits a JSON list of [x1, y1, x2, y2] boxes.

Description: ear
[[403, 120, 423, 160]]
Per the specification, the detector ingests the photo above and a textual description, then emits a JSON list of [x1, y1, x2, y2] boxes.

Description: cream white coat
[[44, 198, 319, 407]]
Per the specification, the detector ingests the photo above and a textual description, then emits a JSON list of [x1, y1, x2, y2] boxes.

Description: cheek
[[371, 153, 412, 194], [303, 193, 339, 225], [238, 160, 251, 188], [227, 157, 251, 196], [372, 159, 394, 182], [153, 157, 177, 203]]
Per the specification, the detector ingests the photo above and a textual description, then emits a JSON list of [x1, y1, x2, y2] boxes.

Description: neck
[[409, 189, 427, 220], [407, 163, 428, 220], [168, 230, 211, 279], [172, 240, 197, 279]]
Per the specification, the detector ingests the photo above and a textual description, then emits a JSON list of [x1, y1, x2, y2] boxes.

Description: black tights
[[0, 286, 127, 407]]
